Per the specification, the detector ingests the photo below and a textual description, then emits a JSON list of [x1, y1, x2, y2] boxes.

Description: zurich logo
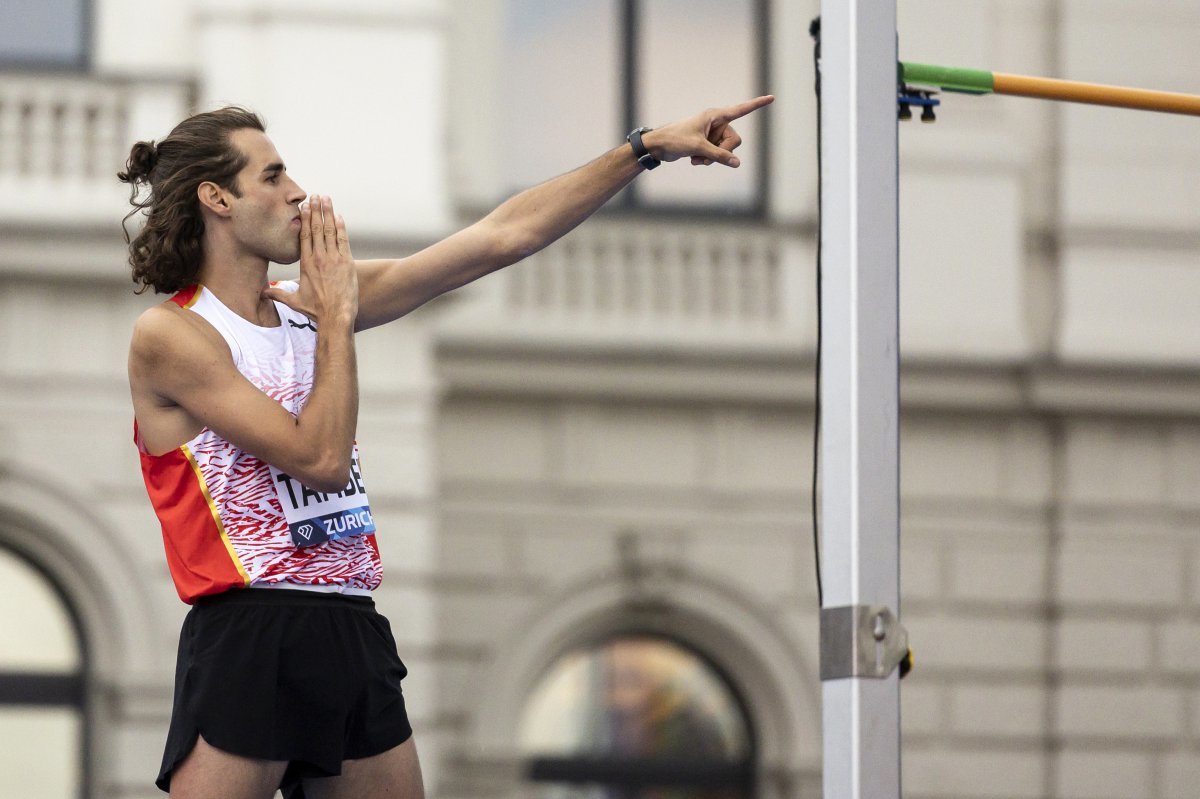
[[297, 523, 315, 540]]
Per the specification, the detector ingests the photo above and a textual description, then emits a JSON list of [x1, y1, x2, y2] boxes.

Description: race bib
[[269, 446, 376, 547]]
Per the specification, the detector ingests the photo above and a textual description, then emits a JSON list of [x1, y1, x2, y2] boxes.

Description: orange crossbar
[[993, 72, 1200, 116]]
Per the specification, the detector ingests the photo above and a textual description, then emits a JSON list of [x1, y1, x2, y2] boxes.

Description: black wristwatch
[[626, 126, 661, 170]]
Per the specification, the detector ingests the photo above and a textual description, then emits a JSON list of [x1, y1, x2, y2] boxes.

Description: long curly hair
[[118, 107, 265, 294]]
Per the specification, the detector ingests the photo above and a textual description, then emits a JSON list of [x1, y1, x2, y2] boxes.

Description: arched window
[[0, 545, 87, 798], [520, 634, 755, 798]]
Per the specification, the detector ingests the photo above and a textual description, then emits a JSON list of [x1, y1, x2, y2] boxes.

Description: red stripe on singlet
[[138, 441, 250, 603], [170, 285, 201, 309]]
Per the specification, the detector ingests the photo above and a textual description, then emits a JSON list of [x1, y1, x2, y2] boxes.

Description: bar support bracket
[[820, 605, 909, 680]]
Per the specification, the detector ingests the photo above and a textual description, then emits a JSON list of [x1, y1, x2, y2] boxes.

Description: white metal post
[[818, 2, 902, 798]]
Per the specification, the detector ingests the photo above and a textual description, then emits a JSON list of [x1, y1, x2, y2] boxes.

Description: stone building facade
[[0, 1, 1198, 798]]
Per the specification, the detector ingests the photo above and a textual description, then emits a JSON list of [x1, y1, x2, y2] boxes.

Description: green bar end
[[901, 61, 994, 95]]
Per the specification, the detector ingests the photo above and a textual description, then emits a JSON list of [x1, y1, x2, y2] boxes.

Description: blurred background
[[1, 0, 1198, 797]]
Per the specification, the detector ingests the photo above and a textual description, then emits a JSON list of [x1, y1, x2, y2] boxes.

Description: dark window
[[0, 546, 87, 797], [500, 0, 769, 216], [0, 0, 90, 69], [521, 635, 755, 799]]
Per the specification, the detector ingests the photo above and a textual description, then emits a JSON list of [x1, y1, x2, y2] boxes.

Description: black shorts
[[156, 588, 413, 796]]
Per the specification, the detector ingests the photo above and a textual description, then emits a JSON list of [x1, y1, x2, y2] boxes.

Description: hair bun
[[118, 140, 159, 184]]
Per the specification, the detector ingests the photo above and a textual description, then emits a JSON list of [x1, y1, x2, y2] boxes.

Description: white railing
[[0, 73, 190, 225], [508, 225, 783, 326], [0, 78, 126, 180], [437, 221, 810, 348]]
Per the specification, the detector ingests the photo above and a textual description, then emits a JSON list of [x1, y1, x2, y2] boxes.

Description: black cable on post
[[809, 16, 824, 610]]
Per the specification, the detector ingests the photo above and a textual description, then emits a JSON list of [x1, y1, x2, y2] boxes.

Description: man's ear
[[197, 181, 233, 217]]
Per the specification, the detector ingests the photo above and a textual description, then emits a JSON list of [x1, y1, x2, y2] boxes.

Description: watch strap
[[627, 126, 661, 170]]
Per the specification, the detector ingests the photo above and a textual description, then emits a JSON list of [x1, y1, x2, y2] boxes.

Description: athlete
[[123, 95, 772, 799]]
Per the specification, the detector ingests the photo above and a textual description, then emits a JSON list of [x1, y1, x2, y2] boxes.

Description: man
[[123, 94, 772, 799]]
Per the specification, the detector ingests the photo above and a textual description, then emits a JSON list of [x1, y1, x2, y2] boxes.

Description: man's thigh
[[169, 734, 289, 799], [301, 737, 425, 799]]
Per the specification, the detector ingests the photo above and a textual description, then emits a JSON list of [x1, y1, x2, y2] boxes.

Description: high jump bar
[[901, 61, 1200, 116]]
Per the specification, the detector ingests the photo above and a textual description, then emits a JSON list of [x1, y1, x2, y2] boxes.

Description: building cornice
[[435, 339, 1200, 419]]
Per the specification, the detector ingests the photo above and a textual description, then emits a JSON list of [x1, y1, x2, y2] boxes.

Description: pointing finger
[[717, 94, 775, 123]]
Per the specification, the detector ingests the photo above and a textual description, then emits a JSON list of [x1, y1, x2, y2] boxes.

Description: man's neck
[[196, 248, 279, 327]]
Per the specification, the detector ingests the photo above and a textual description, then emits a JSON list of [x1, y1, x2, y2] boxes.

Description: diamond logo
[[297, 523, 314, 540]]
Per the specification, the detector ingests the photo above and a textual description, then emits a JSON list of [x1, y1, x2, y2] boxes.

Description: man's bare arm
[[353, 95, 774, 331], [132, 197, 360, 493]]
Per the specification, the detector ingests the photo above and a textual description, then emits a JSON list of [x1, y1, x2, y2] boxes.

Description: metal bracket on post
[[820, 605, 909, 680]]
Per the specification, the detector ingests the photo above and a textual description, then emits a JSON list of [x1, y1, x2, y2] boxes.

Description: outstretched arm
[[353, 95, 774, 331]]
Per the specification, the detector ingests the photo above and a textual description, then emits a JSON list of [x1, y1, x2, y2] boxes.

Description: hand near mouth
[[265, 195, 358, 327]]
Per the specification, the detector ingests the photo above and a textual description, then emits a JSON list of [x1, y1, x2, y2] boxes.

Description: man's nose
[[286, 176, 306, 204]]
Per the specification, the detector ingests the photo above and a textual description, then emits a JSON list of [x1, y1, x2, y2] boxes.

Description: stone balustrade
[[436, 220, 809, 351], [0, 74, 190, 225]]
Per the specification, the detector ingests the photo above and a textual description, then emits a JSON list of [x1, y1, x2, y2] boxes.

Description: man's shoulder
[[130, 296, 226, 367], [131, 298, 186, 344]]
